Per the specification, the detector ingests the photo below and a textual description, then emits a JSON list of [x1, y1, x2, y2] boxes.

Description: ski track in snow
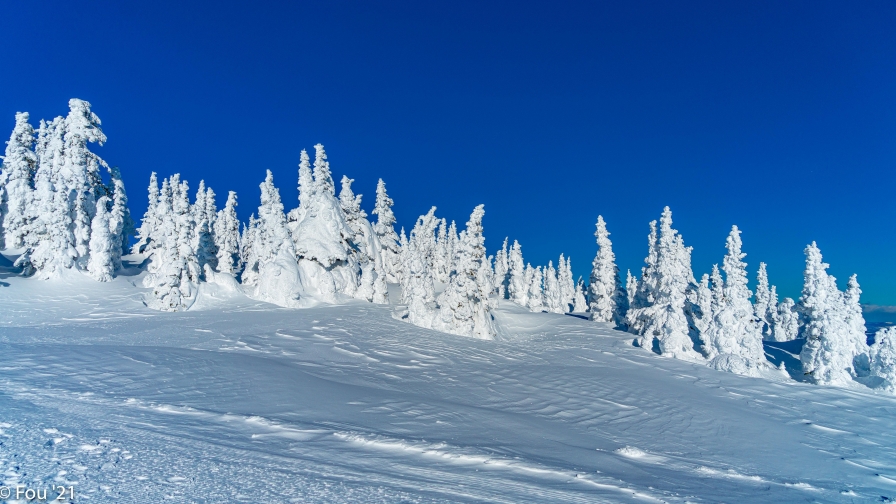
[[0, 270, 895, 502]]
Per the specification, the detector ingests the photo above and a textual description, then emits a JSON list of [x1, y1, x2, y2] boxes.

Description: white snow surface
[[0, 256, 894, 503]]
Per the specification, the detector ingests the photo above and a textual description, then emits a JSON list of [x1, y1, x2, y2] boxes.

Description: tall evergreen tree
[[589, 216, 627, 326], [372, 178, 401, 282], [108, 166, 133, 270], [799, 242, 862, 385], [526, 265, 544, 313], [572, 277, 588, 312], [627, 208, 701, 360], [434, 205, 495, 339], [133, 172, 159, 254], [508, 240, 527, 306], [558, 254, 575, 313], [493, 237, 509, 299], [1, 112, 37, 248], [214, 191, 241, 276], [87, 196, 115, 281], [774, 297, 800, 341], [543, 260, 562, 313], [702, 226, 766, 374], [400, 207, 439, 328]]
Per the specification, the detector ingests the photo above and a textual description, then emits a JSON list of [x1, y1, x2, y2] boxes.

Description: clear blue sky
[[2, 1, 895, 304]]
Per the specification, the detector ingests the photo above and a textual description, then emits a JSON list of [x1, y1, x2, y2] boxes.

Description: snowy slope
[[0, 257, 894, 503]]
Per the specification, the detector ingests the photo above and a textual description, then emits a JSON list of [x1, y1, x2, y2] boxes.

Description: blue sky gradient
[[2, 1, 894, 304]]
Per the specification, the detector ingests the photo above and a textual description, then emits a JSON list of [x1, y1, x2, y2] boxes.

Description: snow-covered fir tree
[[433, 205, 495, 339], [625, 270, 637, 310], [690, 273, 713, 337], [526, 265, 544, 312], [338, 175, 382, 301], [371, 179, 401, 283], [494, 238, 509, 299], [1, 112, 37, 248], [774, 297, 800, 341], [143, 175, 201, 311], [627, 208, 701, 360], [107, 166, 132, 271], [754, 262, 778, 340], [214, 191, 241, 276], [432, 219, 448, 283], [869, 327, 896, 393], [289, 144, 358, 300], [543, 260, 562, 313], [627, 220, 658, 322], [192, 181, 218, 275], [239, 215, 258, 284], [133, 172, 159, 254], [399, 207, 439, 328], [242, 170, 302, 306], [572, 277, 588, 312], [798, 242, 863, 386], [589, 215, 627, 327], [61, 99, 109, 264], [508, 240, 527, 306], [844, 274, 869, 366], [558, 255, 575, 313], [701, 226, 766, 375], [86, 196, 115, 281]]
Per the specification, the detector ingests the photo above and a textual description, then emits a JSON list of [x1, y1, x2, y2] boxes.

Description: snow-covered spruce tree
[[239, 215, 258, 285], [372, 259, 389, 304], [625, 270, 637, 310], [399, 207, 439, 328], [433, 205, 496, 339], [433, 219, 451, 283], [243, 170, 302, 306], [508, 240, 527, 306], [143, 175, 201, 311], [338, 175, 382, 301], [526, 265, 545, 312], [558, 255, 575, 313], [214, 191, 241, 276], [754, 262, 779, 340], [627, 208, 701, 360], [701, 226, 767, 375], [697, 265, 723, 354], [1, 112, 37, 248], [290, 144, 358, 300], [626, 220, 658, 331], [573, 277, 588, 312], [372, 178, 401, 282], [61, 99, 109, 265], [493, 237, 509, 299], [297, 149, 313, 210], [543, 260, 562, 313], [774, 297, 800, 341], [19, 116, 70, 277], [589, 215, 627, 327], [798, 242, 864, 385], [133, 172, 160, 254], [869, 327, 896, 393], [87, 196, 115, 281], [191, 181, 218, 276], [844, 274, 869, 365], [107, 166, 133, 270], [689, 273, 713, 336]]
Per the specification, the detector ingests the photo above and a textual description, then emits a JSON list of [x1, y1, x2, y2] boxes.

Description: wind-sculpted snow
[[1, 270, 895, 502]]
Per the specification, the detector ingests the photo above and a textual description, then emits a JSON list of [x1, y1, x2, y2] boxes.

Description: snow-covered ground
[[0, 256, 894, 503]]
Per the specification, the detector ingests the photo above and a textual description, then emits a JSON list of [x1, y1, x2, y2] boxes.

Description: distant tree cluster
[[1, 99, 893, 393]]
